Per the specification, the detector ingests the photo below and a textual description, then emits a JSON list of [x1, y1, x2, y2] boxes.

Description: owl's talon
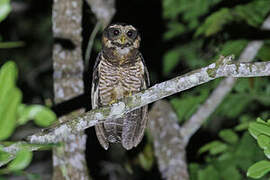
[[109, 99, 117, 105]]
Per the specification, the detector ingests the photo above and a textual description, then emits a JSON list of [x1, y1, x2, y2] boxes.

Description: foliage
[[170, 87, 209, 122], [195, 0, 270, 37], [162, 1, 270, 178], [162, 1, 270, 148], [190, 126, 267, 180], [0, 62, 56, 176], [0, 0, 24, 49], [0, 0, 11, 23], [247, 118, 270, 179], [137, 144, 154, 171], [162, 0, 270, 74]]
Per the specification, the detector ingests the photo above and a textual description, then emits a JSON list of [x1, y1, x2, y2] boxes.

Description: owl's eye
[[126, 30, 137, 39], [113, 29, 120, 36], [127, 30, 133, 37]]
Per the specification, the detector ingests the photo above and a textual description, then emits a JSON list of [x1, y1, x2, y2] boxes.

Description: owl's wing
[[134, 53, 150, 147], [91, 52, 109, 150], [122, 53, 150, 149], [139, 53, 150, 87]]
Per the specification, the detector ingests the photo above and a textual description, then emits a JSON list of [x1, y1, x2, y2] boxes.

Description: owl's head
[[102, 23, 141, 53]]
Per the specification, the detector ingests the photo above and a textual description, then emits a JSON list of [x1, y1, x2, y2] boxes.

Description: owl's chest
[[98, 60, 143, 105]]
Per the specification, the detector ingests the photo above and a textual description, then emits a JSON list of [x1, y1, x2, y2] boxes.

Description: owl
[[91, 23, 150, 150]]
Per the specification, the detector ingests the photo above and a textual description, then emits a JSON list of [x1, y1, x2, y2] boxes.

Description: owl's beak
[[120, 35, 126, 44]]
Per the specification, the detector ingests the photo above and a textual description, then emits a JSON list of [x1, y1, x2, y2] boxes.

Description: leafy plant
[[162, 0, 270, 179], [195, 0, 270, 37], [0, 61, 56, 175], [247, 118, 270, 179], [190, 128, 266, 180], [0, 0, 11, 23]]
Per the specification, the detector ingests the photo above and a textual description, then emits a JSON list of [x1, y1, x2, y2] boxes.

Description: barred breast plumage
[[98, 55, 143, 105]]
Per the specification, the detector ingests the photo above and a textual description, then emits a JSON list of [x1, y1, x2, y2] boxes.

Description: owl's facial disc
[[103, 24, 140, 50]]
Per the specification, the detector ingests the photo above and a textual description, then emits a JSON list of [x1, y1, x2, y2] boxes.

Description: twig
[[84, 0, 116, 70], [85, 21, 102, 69], [26, 56, 270, 144], [0, 142, 45, 167]]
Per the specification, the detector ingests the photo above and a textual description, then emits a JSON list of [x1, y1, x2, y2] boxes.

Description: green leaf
[[264, 148, 270, 159], [164, 22, 186, 40], [218, 40, 248, 59], [162, 47, 181, 76], [257, 134, 270, 150], [198, 165, 219, 180], [247, 160, 270, 179], [195, 8, 233, 37], [0, 87, 22, 140], [234, 0, 270, 27], [163, 0, 222, 29], [189, 163, 200, 180], [7, 148, 33, 172], [234, 122, 249, 131], [17, 104, 56, 127], [0, 61, 18, 104], [216, 94, 251, 118], [0, 41, 25, 49], [249, 122, 270, 140], [219, 129, 239, 144], [26, 173, 41, 180], [199, 141, 227, 155], [171, 89, 209, 122], [195, 0, 270, 37], [256, 117, 268, 124], [162, 40, 206, 75], [138, 144, 154, 171], [0, 0, 11, 23], [234, 115, 253, 131], [220, 166, 241, 180], [257, 43, 270, 61], [0, 150, 11, 166], [0, 62, 20, 140], [32, 105, 56, 127], [162, 0, 182, 19], [235, 132, 265, 171]]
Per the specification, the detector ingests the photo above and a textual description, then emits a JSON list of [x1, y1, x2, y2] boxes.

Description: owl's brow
[[108, 24, 137, 31], [109, 24, 122, 28], [125, 25, 136, 31]]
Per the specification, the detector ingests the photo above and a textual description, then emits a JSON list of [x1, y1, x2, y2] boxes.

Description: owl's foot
[[124, 91, 133, 97], [109, 99, 117, 105]]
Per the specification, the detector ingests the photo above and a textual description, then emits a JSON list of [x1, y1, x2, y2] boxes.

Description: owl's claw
[[109, 99, 117, 105]]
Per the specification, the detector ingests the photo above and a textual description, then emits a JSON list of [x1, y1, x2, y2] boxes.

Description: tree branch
[[149, 100, 189, 180], [26, 56, 270, 144]]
